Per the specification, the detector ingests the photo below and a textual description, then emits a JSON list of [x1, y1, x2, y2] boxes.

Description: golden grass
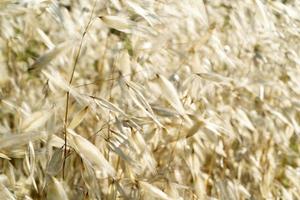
[[1, 0, 300, 199]]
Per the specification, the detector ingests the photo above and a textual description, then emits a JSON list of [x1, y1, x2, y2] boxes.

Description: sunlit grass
[[1, 0, 300, 199]]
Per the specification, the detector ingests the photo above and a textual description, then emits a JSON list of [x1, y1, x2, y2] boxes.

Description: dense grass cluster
[[1, 0, 300, 199]]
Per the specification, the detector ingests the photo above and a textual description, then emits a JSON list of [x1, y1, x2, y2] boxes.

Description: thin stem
[[62, 0, 98, 179]]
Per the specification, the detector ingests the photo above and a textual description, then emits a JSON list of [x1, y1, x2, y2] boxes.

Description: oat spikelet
[[28, 41, 71, 72], [99, 15, 132, 33], [67, 129, 115, 177], [156, 74, 185, 116], [47, 177, 69, 200], [68, 106, 89, 129], [140, 181, 174, 200], [0, 183, 16, 200]]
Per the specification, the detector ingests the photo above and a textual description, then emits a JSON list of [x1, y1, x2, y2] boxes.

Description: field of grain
[[1, 0, 300, 199]]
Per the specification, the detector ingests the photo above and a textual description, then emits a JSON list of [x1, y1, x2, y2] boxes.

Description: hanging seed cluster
[[1, 0, 300, 199]]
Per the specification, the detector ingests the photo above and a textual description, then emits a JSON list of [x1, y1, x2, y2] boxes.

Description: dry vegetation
[[1, 0, 300, 199]]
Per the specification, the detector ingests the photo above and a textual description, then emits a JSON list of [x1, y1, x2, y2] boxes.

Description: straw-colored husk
[[1, 0, 300, 199]]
